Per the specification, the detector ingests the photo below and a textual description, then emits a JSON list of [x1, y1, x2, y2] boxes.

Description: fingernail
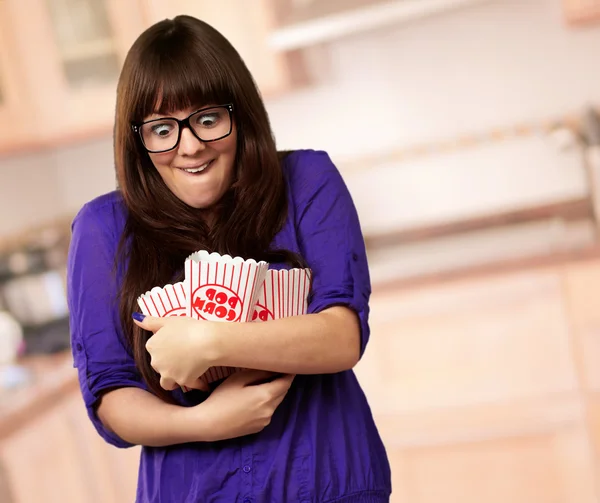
[[132, 312, 146, 322]]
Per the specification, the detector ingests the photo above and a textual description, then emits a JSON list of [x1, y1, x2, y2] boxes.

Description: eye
[[195, 112, 221, 128], [150, 122, 175, 137]]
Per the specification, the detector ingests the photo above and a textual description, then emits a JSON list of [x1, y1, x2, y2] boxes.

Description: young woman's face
[[144, 105, 237, 210]]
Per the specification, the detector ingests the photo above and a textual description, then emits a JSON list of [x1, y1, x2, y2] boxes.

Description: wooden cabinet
[[1, 0, 144, 153], [385, 426, 596, 503], [563, 260, 600, 485], [563, 0, 600, 24], [0, 390, 140, 503], [0, 0, 297, 154], [355, 263, 600, 502], [60, 393, 141, 503], [0, 1, 29, 153]]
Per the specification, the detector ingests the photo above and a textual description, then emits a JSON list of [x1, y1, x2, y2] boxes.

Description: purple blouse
[[67, 150, 391, 502]]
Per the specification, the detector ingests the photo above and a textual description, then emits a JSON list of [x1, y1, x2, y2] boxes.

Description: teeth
[[183, 162, 210, 173]]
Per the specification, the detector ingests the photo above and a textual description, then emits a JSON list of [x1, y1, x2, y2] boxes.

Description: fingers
[[225, 370, 280, 387], [184, 378, 210, 392], [133, 313, 167, 333], [159, 376, 178, 391], [267, 375, 295, 409], [262, 373, 295, 397], [160, 376, 209, 393]]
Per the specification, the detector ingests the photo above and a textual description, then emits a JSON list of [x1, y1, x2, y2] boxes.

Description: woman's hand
[[133, 314, 219, 391], [94, 370, 294, 447], [190, 370, 295, 442]]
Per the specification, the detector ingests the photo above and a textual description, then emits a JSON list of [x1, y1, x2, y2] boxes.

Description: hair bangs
[[134, 49, 233, 121], [158, 59, 232, 115]]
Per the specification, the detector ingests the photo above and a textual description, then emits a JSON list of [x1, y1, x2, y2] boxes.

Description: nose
[[177, 126, 206, 156]]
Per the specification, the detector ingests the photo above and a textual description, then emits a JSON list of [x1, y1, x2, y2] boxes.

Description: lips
[[177, 159, 214, 174]]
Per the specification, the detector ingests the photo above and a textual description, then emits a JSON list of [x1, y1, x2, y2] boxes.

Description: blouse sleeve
[[292, 150, 372, 357], [67, 202, 147, 448]]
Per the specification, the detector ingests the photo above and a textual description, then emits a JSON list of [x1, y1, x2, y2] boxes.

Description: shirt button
[[243, 465, 251, 473], [76, 343, 83, 351], [352, 253, 359, 261]]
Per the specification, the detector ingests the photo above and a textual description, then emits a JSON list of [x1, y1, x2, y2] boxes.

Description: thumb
[[132, 313, 166, 333]]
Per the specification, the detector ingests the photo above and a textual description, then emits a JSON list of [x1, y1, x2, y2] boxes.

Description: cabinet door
[[356, 268, 597, 503], [563, 260, 600, 484], [383, 423, 596, 503], [563, 0, 600, 24], [0, 1, 29, 152], [358, 269, 580, 413], [62, 392, 141, 503], [141, 0, 294, 96], [2, 0, 147, 147], [0, 397, 91, 503], [0, 390, 141, 503]]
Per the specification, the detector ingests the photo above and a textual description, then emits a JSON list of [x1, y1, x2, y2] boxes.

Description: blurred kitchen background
[[1, 0, 600, 501]]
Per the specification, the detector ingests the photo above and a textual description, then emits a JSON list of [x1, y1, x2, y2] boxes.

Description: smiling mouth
[[178, 160, 214, 174]]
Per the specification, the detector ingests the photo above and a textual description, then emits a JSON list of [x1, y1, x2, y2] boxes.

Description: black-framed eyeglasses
[[131, 104, 234, 154]]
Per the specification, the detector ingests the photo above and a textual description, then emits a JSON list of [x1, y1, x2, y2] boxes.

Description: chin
[[183, 195, 218, 210], [185, 200, 211, 210]]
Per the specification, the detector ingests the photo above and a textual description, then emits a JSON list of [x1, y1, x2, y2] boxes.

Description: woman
[[68, 14, 391, 503]]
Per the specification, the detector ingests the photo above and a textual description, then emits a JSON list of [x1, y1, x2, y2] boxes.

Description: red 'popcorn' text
[[252, 304, 274, 322], [192, 285, 243, 322]]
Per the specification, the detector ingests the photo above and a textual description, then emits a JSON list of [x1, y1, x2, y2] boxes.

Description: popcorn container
[[252, 268, 312, 321], [137, 282, 187, 318], [184, 251, 269, 384]]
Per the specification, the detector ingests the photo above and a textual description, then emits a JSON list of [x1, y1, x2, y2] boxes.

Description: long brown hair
[[114, 15, 303, 403]]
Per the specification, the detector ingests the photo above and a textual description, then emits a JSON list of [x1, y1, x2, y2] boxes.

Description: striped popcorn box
[[184, 251, 268, 384], [252, 268, 312, 322], [137, 282, 192, 392], [137, 282, 187, 318]]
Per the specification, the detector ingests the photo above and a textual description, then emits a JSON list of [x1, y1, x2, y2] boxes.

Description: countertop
[[0, 351, 77, 442], [1, 243, 599, 444]]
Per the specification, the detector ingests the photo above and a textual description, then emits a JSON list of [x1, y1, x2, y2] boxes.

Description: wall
[[1, 0, 600, 238], [268, 0, 600, 156], [265, 0, 600, 233], [0, 151, 64, 234]]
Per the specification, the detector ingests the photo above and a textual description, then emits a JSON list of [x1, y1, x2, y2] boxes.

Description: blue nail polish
[[132, 312, 146, 322]]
